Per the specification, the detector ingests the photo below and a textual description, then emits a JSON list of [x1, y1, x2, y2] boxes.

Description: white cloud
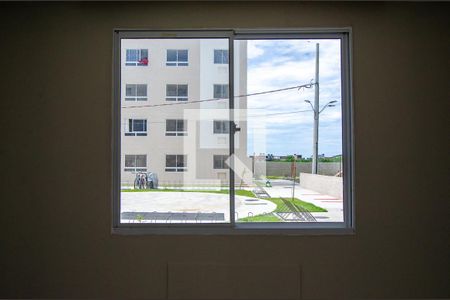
[[245, 39, 342, 156], [247, 42, 265, 59]]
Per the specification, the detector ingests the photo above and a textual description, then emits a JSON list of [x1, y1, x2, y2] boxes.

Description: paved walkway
[[121, 179, 343, 223], [121, 192, 276, 223]]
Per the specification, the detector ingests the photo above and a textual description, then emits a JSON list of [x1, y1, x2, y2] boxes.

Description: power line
[[121, 82, 315, 109], [249, 109, 312, 117]]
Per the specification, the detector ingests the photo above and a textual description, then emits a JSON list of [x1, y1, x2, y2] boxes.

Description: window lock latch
[[232, 122, 241, 133]]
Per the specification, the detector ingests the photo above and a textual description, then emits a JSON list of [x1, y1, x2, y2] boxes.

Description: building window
[[126, 49, 148, 66], [165, 155, 187, 172], [213, 120, 229, 134], [214, 49, 229, 64], [166, 49, 188, 66], [213, 84, 229, 99], [213, 155, 228, 169], [166, 119, 187, 136], [115, 29, 354, 234], [166, 84, 188, 101], [125, 84, 147, 101], [124, 155, 147, 172], [125, 119, 147, 136]]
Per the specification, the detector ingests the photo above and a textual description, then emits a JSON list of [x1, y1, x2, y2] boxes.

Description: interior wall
[[0, 2, 449, 299]]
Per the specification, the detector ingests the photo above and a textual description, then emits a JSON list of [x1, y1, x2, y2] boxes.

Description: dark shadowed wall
[[1, 2, 449, 299]]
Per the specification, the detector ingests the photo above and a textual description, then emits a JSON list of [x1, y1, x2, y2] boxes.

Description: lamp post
[[304, 99, 337, 174]]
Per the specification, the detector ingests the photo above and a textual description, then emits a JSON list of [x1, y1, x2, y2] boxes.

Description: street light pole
[[304, 97, 338, 174], [312, 43, 320, 174]]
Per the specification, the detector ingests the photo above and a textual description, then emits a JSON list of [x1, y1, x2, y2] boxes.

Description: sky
[[243, 39, 342, 157]]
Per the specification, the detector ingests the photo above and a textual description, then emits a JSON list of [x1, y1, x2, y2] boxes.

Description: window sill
[[111, 224, 355, 236]]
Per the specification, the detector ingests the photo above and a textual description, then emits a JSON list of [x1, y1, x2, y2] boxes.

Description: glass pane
[[126, 84, 135, 96], [167, 50, 177, 62], [133, 120, 145, 132], [140, 49, 148, 59], [166, 84, 177, 96], [176, 155, 185, 167], [166, 120, 176, 131], [214, 50, 220, 64], [176, 120, 185, 131], [125, 155, 136, 167], [136, 155, 147, 167], [178, 85, 188, 97], [213, 85, 221, 98], [178, 50, 188, 62], [136, 84, 147, 96], [222, 50, 229, 64], [126, 49, 138, 62], [121, 38, 230, 224], [234, 39, 344, 223]]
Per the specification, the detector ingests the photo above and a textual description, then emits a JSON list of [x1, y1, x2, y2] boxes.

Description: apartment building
[[120, 39, 248, 186]]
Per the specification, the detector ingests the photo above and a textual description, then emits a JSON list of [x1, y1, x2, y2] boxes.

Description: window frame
[[125, 118, 147, 136], [125, 84, 148, 101], [165, 154, 187, 172], [124, 154, 148, 172], [125, 48, 148, 66], [213, 154, 229, 170], [166, 49, 189, 66], [166, 84, 188, 102], [213, 84, 229, 99], [165, 119, 187, 136], [214, 49, 229, 64], [213, 120, 230, 134], [112, 28, 355, 235]]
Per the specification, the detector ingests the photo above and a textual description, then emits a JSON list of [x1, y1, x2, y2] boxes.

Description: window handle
[[232, 122, 241, 133]]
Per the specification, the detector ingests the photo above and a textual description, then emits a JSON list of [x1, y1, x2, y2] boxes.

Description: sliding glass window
[[113, 29, 354, 234]]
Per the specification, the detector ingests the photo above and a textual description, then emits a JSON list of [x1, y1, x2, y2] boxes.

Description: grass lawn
[[238, 197, 327, 222], [265, 175, 285, 179], [268, 197, 327, 213], [239, 213, 280, 222]]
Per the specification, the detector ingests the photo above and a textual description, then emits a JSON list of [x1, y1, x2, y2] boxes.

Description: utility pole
[[312, 43, 320, 174]]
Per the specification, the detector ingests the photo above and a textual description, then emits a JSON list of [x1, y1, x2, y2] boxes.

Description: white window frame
[[166, 49, 189, 66], [125, 84, 148, 101], [124, 154, 147, 172], [213, 84, 229, 99], [213, 120, 230, 134], [166, 84, 188, 101], [113, 28, 354, 235], [213, 155, 228, 170], [214, 49, 229, 64], [125, 119, 147, 136], [125, 49, 148, 66], [165, 119, 187, 136], [165, 154, 187, 172]]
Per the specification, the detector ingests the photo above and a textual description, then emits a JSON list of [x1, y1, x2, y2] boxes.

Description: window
[[166, 49, 188, 66], [165, 155, 187, 172], [124, 155, 147, 172], [126, 49, 148, 66], [114, 29, 354, 234], [213, 155, 228, 169], [213, 84, 229, 99], [125, 119, 147, 136], [166, 84, 188, 101], [166, 119, 187, 136], [125, 84, 147, 101], [213, 120, 229, 134], [214, 49, 228, 64]]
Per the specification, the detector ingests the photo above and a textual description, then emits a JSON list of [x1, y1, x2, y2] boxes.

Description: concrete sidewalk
[[121, 191, 276, 223]]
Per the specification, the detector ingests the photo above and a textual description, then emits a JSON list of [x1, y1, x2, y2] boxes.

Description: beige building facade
[[120, 38, 248, 187]]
